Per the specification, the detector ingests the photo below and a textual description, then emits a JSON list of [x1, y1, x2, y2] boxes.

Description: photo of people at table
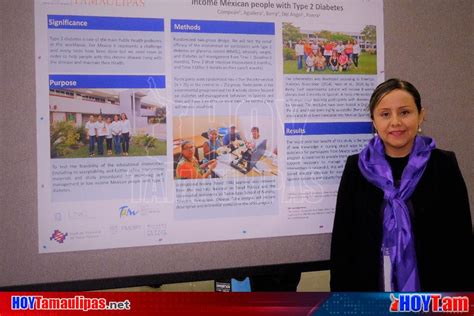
[[173, 116, 278, 179]]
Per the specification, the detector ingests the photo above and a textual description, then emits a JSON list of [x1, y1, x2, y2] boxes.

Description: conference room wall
[[383, 0, 473, 228]]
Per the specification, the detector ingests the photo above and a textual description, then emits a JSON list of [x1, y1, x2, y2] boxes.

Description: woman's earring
[[418, 126, 422, 133]]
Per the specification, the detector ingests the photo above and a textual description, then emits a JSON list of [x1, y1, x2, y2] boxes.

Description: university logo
[[50, 229, 68, 243], [119, 205, 139, 218]]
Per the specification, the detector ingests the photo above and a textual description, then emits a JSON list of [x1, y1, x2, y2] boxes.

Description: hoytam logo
[[390, 293, 469, 313], [11, 295, 130, 311]]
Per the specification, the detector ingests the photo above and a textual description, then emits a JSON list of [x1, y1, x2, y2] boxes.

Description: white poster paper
[[35, 0, 384, 253]]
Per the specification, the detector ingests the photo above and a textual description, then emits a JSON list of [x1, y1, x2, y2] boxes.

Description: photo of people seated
[[175, 141, 217, 179], [173, 117, 278, 179]]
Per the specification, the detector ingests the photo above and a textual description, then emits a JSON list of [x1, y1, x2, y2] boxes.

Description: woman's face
[[181, 143, 194, 160], [209, 130, 217, 141], [114, 115, 119, 121], [373, 89, 425, 157], [121, 113, 126, 120], [251, 129, 259, 139]]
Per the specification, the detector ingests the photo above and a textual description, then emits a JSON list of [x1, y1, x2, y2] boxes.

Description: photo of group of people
[[283, 23, 377, 75], [173, 116, 278, 180], [49, 88, 167, 158], [84, 113, 131, 157]]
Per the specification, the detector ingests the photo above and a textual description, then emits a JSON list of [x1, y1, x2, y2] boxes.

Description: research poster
[[35, 0, 384, 253]]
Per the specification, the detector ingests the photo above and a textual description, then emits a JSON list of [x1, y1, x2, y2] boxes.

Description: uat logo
[[119, 205, 139, 218]]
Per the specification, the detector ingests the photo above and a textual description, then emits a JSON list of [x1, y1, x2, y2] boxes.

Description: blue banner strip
[[285, 122, 373, 136], [48, 15, 164, 31], [49, 75, 165, 89], [170, 19, 275, 35]]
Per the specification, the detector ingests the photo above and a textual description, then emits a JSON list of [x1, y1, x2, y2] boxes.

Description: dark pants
[[325, 55, 330, 66], [113, 135, 121, 154], [88, 136, 96, 155], [97, 136, 105, 155], [122, 132, 130, 153], [106, 137, 112, 151], [353, 53, 359, 67], [297, 55, 303, 70]]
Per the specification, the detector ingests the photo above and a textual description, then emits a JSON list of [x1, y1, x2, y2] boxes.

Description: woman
[[85, 115, 97, 157], [337, 52, 349, 71], [203, 128, 222, 160], [314, 52, 326, 71], [335, 41, 344, 56], [329, 50, 339, 71], [110, 114, 122, 155], [303, 40, 312, 61], [105, 116, 113, 155], [344, 40, 353, 61], [305, 53, 315, 72], [330, 79, 472, 292], [323, 41, 334, 66], [295, 40, 304, 70], [95, 115, 106, 156], [176, 141, 217, 179], [352, 40, 360, 68], [120, 113, 130, 156], [311, 41, 319, 56]]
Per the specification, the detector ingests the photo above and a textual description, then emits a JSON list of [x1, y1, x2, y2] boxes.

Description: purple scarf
[[358, 135, 435, 291]]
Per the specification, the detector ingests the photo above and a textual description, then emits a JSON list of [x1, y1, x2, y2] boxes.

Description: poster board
[[35, 0, 383, 256], [3, 1, 392, 285]]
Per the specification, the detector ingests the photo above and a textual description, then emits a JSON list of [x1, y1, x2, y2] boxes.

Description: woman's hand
[[201, 159, 217, 169], [208, 160, 217, 170]]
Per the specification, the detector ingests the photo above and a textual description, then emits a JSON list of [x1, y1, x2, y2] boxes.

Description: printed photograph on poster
[[49, 88, 166, 158], [173, 115, 278, 179], [282, 22, 377, 75]]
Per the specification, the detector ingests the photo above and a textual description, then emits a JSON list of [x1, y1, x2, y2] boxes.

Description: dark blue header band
[[48, 15, 164, 31], [49, 75, 165, 89], [170, 19, 275, 35], [285, 122, 373, 135]]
